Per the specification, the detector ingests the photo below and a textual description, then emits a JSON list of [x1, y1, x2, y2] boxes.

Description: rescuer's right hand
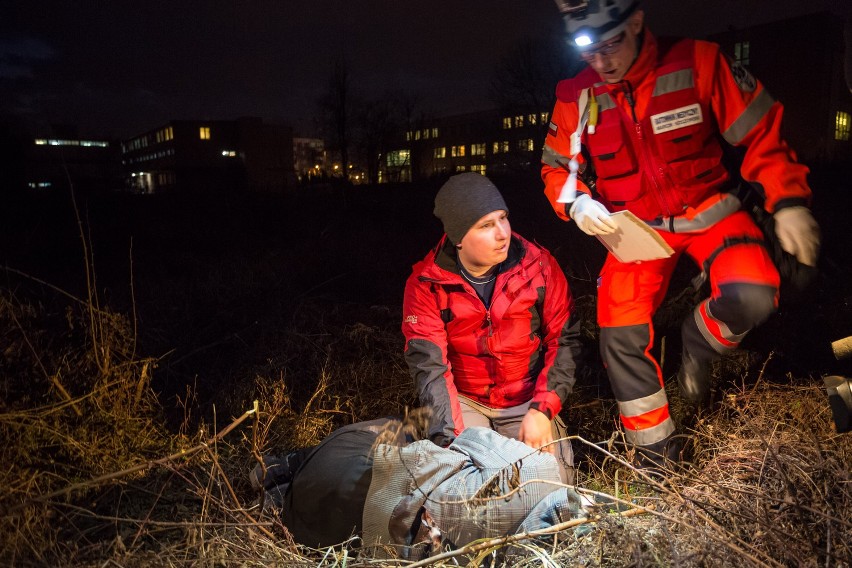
[[570, 193, 618, 235]]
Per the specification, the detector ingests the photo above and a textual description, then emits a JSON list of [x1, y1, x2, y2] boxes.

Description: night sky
[[1, 0, 848, 139]]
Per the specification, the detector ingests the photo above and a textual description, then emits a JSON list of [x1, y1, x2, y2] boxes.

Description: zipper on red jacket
[[622, 80, 674, 218], [484, 311, 493, 337]]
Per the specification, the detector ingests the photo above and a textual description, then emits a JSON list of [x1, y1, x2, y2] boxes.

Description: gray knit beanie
[[433, 173, 508, 245]]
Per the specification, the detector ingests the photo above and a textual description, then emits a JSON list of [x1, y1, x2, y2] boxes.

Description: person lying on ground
[[251, 414, 590, 559]]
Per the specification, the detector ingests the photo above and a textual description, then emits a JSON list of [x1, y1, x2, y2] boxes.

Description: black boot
[[634, 433, 683, 477], [249, 447, 313, 491], [677, 350, 712, 408]]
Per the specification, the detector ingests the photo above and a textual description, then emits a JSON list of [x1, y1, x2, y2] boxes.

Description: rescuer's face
[[582, 10, 644, 84]]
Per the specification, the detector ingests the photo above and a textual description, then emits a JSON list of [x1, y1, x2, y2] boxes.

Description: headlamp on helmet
[[554, 0, 640, 49]]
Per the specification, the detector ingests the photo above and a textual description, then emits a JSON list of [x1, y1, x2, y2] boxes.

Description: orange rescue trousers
[[596, 211, 780, 448]]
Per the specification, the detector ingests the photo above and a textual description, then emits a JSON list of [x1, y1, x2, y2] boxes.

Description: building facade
[[121, 117, 295, 194], [384, 109, 552, 182]]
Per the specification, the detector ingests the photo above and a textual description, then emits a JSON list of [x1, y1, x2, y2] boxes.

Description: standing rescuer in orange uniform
[[541, 0, 821, 468]]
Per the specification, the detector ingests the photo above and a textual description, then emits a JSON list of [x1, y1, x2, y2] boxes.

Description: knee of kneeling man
[[720, 283, 777, 328]]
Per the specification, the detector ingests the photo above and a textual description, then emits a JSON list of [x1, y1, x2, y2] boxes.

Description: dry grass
[[1, 276, 850, 567]]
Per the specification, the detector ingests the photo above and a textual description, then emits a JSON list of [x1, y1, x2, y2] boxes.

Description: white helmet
[[554, 0, 641, 48]]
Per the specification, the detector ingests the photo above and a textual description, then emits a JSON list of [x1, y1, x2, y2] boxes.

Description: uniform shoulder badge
[[729, 59, 757, 93]]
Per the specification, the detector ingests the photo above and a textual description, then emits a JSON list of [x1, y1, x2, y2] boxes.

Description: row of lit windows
[[502, 112, 550, 129], [34, 139, 109, 147], [124, 136, 149, 152], [125, 148, 176, 164], [836, 111, 850, 141], [406, 128, 440, 141], [155, 126, 174, 143], [432, 139, 536, 159], [452, 164, 488, 175]]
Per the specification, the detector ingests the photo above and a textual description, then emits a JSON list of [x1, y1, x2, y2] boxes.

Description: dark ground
[[2, 167, 851, 429]]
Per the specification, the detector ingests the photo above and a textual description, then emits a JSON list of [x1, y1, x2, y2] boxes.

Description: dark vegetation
[[1, 166, 851, 566]]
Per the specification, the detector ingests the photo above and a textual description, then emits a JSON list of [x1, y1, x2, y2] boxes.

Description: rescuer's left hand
[[773, 206, 821, 267], [518, 408, 554, 454]]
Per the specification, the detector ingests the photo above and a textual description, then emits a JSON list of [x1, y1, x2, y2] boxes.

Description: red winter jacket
[[402, 233, 581, 444]]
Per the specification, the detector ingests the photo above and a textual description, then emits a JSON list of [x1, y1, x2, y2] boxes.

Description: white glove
[[773, 206, 820, 267], [570, 193, 618, 236]]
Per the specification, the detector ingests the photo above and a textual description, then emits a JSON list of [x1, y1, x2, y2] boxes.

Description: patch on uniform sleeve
[[729, 60, 756, 93], [548, 121, 558, 137], [404, 314, 418, 324]]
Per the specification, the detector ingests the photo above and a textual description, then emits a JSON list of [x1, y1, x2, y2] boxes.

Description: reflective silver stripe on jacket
[[542, 143, 571, 168], [722, 88, 775, 145], [653, 68, 694, 96], [595, 91, 615, 111], [646, 194, 741, 232]]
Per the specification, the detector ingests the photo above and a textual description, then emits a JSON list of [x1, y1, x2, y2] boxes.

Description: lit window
[[451, 145, 466, 157], [387, 149, 410, 166], [518, 139, 535, 152], [502, 117, 512, 129], [492, 140, 509, 154], [34, 139, 47, 145], [199, 127, 211, 140], [415, 130, 421, 140], [471, 165, 487, 175], [527, 114, 538, 125], [541, 111, 550, 123], [836, 111, 851, 141], [471, 143, 486, 156], [422, 129, 430, 140], [514, 115, 524, 128], [221, 150, 237, 157], [406, 131, 412, 141], [434, 147, 446, 159], [455, 165, 467, 172], [734, 41, 750, 66], [432, 127, 439, 138], [166, 126, 174, 140]]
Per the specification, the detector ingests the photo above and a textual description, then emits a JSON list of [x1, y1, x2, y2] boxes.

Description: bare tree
[[317, 57, 356, 181], [490, 35, 583, 136]]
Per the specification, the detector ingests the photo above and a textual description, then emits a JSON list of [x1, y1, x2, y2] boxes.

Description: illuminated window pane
[[518, 139, 535, 152], [434, 147, 446, 159], [734, 41, 750, 66], [387, 149, 410, 166], [471, 143, 486, 156], [502, 117, 512, 129], [836, 111, 851, 141], [432, 128, 439, 138], [200, 127, 211, 140], [451, 145, 466, 157], [471, 164, 486, 175], [455, 165, 467, 172], [514, 115, 524, 128]]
